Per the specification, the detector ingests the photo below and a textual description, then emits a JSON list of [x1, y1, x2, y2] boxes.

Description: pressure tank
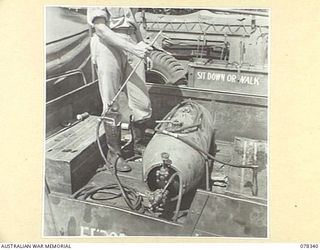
[[142, 100, 215, 197]]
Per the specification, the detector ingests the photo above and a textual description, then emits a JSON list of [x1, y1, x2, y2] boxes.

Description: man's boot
[[131, 120, 147, 155], [103, 107, 131, 172]]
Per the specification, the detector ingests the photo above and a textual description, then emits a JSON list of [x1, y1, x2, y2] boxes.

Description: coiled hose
[[75, 118, 144, 211]]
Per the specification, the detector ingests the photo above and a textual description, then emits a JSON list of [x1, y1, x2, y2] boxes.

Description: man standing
[[87, 7, 153, 170]]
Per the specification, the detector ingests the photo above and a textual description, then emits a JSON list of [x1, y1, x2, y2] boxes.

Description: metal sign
[[188, 63, 268, 96]]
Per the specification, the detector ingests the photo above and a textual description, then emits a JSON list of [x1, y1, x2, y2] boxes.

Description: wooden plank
[[46, 81, 102, 136], [45, 158, 72, 194], [46, 116, 101, 161], [46, 177, 72, 194]]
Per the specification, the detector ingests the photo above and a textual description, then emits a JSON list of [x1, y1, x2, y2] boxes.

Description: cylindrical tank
[[143, 100, 215, 196]]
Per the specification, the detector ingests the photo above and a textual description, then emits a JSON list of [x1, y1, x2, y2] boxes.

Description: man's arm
[[93, 17, 152, 58]]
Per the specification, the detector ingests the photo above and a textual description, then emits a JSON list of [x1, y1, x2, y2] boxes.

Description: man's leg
[[125, 53, 152, 122], [93, 35, 124, 111], [125, 52, 152, 154], [93, 36, 131, 171]]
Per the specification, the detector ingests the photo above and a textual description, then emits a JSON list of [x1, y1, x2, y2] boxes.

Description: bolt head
[[163, 159, 172, 165], [161, 152, 170, 160]]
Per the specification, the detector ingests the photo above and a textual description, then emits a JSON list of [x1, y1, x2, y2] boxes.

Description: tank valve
[[155, 152, 172, 187], [144, 189, 168, 216], [161, 152, 172, 167]]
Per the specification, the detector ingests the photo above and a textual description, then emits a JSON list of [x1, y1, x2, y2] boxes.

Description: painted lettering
[[227, 74, 237, 82], [80, 226, 126, 236], [240, 76, 260, 85], [207, 73, 226, 81], [254, 77, 260, 85], [197, 71, 206, 80], [197, 70, 261, 86]]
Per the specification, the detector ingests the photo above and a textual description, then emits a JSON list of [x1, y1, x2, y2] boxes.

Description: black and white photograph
[[44, 6, 269, 237]]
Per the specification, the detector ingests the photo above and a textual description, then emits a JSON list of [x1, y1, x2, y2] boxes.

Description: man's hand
[[94, 18, 153, 59], [94, 19, 153, 58], [130, 41, 153, 59]]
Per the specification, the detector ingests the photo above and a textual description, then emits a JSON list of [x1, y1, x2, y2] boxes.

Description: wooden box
[[45, 115, 106, 194], [227, 137, 268, 198]]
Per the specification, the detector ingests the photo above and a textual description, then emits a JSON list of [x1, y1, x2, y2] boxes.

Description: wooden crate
[[227, 137, 268, 198], [45, 115, 106, 194]]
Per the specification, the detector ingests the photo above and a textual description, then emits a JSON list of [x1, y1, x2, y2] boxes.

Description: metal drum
[[143, 100, 215, 196]]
